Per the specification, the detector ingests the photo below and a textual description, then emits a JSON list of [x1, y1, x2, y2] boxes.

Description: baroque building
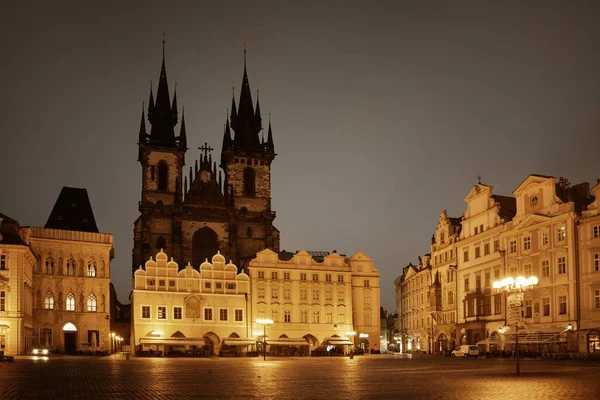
[[133, 44, 279, 275], [395, 174, 599, 355], [398, 256, 432, 352]]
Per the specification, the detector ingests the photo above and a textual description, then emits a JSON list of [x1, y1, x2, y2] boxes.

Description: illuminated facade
[[248, 249, 381, 353], [396, 174, 599, 354], [0, 214, 35, 355], [29, 187, 113, 353], [398, 256, 432, 353], [132, 250, 251, 356]]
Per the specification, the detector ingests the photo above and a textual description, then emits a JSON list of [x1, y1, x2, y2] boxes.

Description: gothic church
[[132, 44, 279, 274]]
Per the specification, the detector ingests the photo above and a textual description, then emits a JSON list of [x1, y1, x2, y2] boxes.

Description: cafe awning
[[327, 339, 353, 345], [223, 338, 256, 346], [266, 339, 310, 346], [477, 329, 568, 345], [139, 337, 205, 346]]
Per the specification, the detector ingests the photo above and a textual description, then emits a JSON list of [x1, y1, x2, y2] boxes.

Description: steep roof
[[0, 212, 27, 245], [491, 194, 516, 222], [44, 187, 99, 233]]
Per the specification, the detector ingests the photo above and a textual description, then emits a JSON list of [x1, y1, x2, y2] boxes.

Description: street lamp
[[345, 331, 356, 355], [111, 332, 116, 356], [493, 275, 538, 376], [256, 318, 273, 360]]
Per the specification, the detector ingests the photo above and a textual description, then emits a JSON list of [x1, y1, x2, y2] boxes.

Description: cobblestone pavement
[[1, 354, 599, 399]]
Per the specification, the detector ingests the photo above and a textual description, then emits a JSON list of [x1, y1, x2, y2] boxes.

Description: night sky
[[2, 1, 599, 311]]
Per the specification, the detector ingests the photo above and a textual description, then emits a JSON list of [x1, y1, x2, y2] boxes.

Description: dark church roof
[[0, 212, 27, 245], [44, 187, 99, 233]]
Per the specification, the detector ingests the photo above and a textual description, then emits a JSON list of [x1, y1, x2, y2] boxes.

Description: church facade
[[132, 44, 279, 275]]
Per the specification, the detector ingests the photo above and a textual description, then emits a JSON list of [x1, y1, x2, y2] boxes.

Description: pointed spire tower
[[231, 45, 261, 150], [148, 38, 177, 146], [178, 106, 187, 150], [266, 113, 275, 155]]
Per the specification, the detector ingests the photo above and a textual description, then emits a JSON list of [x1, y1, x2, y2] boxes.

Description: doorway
[[63, 322, 77, 354]]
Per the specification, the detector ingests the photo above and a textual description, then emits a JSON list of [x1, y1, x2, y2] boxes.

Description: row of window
[[257, 287, 347, 303], [146, 279, 237, 291], [43, 292, 98, 312], [463, 240, 501, 262], [0, 291, 5, 312], [141, 305, 244, 322], [0, 254, 6, 270], [43, 257, 97, 277], [434, 249, 454, 265], [256, 271, 346, 283]]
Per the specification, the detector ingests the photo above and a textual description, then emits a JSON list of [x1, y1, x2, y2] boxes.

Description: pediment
[[404, 267, 417, 280], [465, 184, 492, 201], [513, 174, 553, 195], [349, 251, 371, 261], [513, 214, 550, 231]]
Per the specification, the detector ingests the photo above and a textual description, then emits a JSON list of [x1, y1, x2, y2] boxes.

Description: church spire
[[254, 88, 262, 133], [172, 82, 178, 125], [266, 113, 275, 153], [230, 86, 237, 126], [232, 45, 260, 150], [148, 83, 155, 119], [178, 106, 187, 149], [148, 37, 177, 146]]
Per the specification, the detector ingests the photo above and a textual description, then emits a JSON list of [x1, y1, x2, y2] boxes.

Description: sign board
[[507, 292, 524, 326]]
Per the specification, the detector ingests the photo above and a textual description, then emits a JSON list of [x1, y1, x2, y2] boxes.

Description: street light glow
[[493, 276, 538, 290], [256, 318, 274, 325]]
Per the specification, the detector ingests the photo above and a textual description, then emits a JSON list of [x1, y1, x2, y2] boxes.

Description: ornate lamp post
[[493, 275, 538, 376], [111, 332, 116, 357], [256, 318, 273, 360]]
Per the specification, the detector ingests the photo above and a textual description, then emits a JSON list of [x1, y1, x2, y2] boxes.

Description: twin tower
[[132, 43, 279, 275]]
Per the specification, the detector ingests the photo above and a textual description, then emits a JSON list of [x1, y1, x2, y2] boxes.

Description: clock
[[530, 196, 538, 207], [200, 171, 211, 183]]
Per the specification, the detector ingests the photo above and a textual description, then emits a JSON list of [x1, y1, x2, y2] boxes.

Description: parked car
[[451, 345, 479, 358], [32, 348, 50, 356]]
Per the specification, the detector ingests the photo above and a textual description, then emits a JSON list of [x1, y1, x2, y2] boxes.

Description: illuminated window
[[557, 227, 566, 242], [66, 259, 75, 276], [235, 309, 243, 322], [557, 257, 567, 274], [219, 308, 228, 321], [542, 297, 551, 316], [173, 307, 182, 319], [541, 231, 549, 246], [66, 293, 75, 311], [558, 296, 567, 315], [523, 236, 531, 251], [87, 261, 96, 277], [44, 292, 54, 310], [142, 305, 150, 319], [87, 294, 97, 312], [45, 257, 55, 274], [542, 260, 550, 277], [157, 306, 166, 319]]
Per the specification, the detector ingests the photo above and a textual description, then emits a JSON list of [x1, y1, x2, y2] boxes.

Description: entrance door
[[64, 332, 76, 353]]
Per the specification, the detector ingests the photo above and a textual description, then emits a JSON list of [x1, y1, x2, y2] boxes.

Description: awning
[[140, 337, 205, 346], [476, 329, 568, 345], [266, 339, 309, 346], [327, 339, 353, 345], [223, 338, 256, 346]]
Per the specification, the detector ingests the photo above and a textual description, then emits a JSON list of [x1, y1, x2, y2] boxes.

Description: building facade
[[0, 213, 35, 355], [398, 257, 432, 353], [131, 250, 250, 356], [247, 249, 380, 354], [133, 45, 279, 276], [29, 187, 113, 353], [395, 174, 599, 354]]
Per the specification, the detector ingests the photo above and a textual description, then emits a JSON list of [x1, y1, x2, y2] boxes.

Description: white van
[[451, 345, 479, 358]]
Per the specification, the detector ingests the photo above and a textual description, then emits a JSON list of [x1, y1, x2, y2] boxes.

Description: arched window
[[243, 167, 256, 197], [45, 257, 55, 274], [44, 292, 54, 309], [87, 261, 96, 277], [66, 293, 75, 311], [87, 294, 97, 312], [66, 259, 76, 276], [155, 236, 167, 250], [157, 161, 169, 191]]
